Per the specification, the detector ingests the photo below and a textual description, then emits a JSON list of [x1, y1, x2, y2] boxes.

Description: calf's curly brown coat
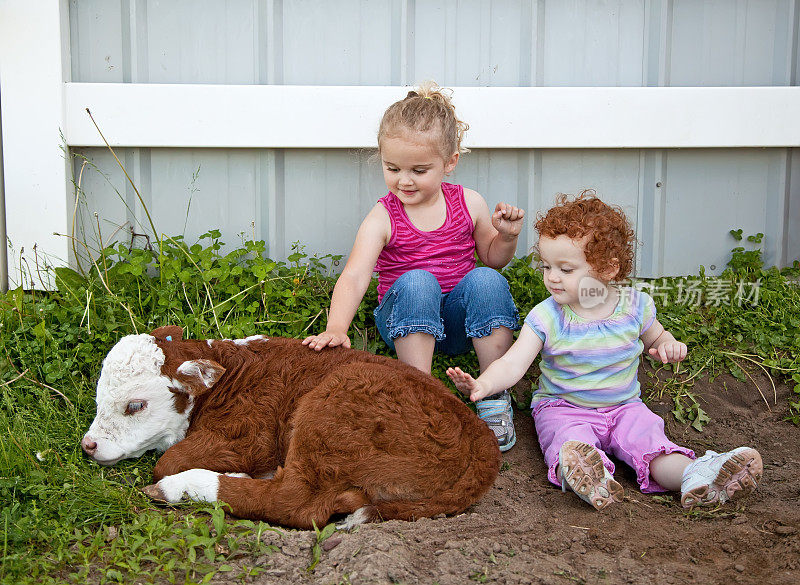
[[146, 326, 500, 529]]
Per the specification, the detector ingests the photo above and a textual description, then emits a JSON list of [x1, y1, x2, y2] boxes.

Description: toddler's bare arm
[[641, 319, 687, 363], [448, 326, 542, 402]]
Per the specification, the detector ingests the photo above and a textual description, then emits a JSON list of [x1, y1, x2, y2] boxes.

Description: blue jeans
[[373, 267, 521, 356]]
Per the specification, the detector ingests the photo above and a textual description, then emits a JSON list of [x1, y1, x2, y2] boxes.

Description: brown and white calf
[[81, 326, 500, 529]]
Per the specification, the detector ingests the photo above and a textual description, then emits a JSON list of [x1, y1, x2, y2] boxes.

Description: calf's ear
[[175, 359, 226, 395], [152, 325, 184, 342]]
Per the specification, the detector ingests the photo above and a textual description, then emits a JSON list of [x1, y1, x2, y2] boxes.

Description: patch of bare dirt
[[214, 368, 800, 585]]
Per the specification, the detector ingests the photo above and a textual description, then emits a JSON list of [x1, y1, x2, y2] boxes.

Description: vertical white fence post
[[0, 0, 71, 289], [0, 96, 7, 293]]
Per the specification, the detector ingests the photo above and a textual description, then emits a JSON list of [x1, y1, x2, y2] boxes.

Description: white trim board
[[65, 84, 800, 149]]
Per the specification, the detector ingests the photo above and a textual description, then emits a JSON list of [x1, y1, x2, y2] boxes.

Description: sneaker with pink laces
[[680, 447, 763, 509], [558, 440, 624, 510]]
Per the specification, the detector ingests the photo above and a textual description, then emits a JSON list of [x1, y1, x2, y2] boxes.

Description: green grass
[[0, 228, 798, 583]]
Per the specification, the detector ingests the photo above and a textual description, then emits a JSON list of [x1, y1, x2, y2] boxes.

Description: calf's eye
[[125, 400, 147, 415]]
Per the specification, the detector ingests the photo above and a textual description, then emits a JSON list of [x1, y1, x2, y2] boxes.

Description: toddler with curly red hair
[[448, 191, 763, 510]]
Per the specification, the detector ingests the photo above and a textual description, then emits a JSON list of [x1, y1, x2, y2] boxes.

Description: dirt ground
[[213, 367, 800, 585]]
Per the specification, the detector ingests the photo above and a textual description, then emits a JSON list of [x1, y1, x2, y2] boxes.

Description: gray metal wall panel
[[787, 148, 800, 268], [412, 0, 530, 86], [69, 0, 125, 83], [71, 150, 130, 255], [282, 0, 395, 85], [69, 0, 800, 88], [669, 0, 795, 86], [541, 0, 645, 86], [144, 1, 258, 84], [662, 149, 785, 275], [74, 148, 262, 254], [282, 149, 384, 255], [146, 149, 259, 240]]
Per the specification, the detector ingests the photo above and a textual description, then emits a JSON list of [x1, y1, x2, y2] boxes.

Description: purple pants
[[533, 399, 695, 493]]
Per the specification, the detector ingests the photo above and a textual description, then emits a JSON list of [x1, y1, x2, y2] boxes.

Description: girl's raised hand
[[446, 366, 490, 402], [302, 330, 351, 351], [492, 203, 525, 237], [648, 341, 687, 364]]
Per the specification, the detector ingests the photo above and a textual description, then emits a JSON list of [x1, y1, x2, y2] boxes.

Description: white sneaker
[[558, 441, 624, 510], [680, 447, 762, 509]]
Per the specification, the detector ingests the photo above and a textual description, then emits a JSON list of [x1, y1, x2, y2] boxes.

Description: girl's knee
[[376, 270, 444, 347], [461, 267, 509, 292], [460, 268, 515, 310], [394, 269, 441, 297], [457, 269, 519, 337]]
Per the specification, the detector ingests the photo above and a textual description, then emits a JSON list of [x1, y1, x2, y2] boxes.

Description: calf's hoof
[[142, 483, 168, 502]]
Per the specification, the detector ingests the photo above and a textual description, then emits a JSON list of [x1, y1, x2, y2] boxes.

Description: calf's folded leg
[[152, 432, 261, 481], [144, 464, 370, 530]]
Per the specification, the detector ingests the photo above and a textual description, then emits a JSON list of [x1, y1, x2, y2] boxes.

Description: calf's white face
[[83, 334, 192, 465]]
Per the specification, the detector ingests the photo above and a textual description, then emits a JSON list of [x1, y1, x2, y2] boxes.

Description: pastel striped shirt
[[374, 183, 476, 301], [525, 288, 657, 408]]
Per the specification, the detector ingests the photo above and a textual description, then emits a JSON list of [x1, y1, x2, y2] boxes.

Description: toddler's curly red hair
[[534, 190, 636, 280]]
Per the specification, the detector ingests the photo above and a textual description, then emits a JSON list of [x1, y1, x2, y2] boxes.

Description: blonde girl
[[303, 82, 524, 451]]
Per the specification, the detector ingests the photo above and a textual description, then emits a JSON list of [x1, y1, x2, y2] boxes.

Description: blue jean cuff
[[466, 317, 521, 339], [389, 324, 446, 342]]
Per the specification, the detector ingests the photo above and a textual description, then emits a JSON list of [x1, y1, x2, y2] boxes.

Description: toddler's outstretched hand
[[648, 341, 687, 364], [492, 203, 525, 238], [446, 366, 491, 402], [302, 331, 351, 351]]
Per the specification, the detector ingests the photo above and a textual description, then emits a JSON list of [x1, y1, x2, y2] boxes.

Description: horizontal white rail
[[65, 84, 800, 149]]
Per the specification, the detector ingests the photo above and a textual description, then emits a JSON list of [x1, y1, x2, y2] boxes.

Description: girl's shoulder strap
[[441, 182, 474, 228], [441, 182, 463, 199], [378, 190, 396, 207], [377, 191, 402, 218], [377, 191, 402, 247]]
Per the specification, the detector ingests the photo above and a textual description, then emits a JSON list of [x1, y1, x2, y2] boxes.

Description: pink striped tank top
[[374, 183, 476, 301]]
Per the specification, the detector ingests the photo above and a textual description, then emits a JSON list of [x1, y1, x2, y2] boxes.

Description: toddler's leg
[[603, 401, 695, 493], [534, 401, 623, 510], [373, 270, 443, 373], [604, 402, 762, 506], [649, 452, 694, 491]]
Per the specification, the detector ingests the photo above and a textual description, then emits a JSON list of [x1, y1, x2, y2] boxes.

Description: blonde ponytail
[[378, 81, 469, 159]]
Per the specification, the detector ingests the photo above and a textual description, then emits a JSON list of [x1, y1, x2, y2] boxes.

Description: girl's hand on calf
[[446, 367, 490, 402], [648, 341, 687, 364], [491, 203, 525, 238], [302, 331, 351, 351]]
